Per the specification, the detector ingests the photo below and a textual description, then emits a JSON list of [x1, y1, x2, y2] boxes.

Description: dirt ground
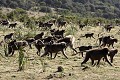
[[0, 23, 120, 80]]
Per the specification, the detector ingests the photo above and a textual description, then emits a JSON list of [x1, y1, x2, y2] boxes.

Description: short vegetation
[[0, 0, 120, 19]]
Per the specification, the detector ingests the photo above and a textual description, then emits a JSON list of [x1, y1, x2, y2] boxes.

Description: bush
[[40, 6, 52, 13], [7, 8, 28, 21], [0, 11, 7, 19]]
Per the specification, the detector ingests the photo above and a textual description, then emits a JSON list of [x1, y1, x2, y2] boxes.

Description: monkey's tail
[[82, 66, 89, 71]]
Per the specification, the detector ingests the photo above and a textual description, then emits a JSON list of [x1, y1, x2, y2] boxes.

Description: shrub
[[40, 6, 52, 13], [7, 8, 28, 21], [18, 47, 27, 71]]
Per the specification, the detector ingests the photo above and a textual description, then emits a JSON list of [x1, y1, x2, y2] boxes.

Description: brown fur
[[101, 38, 118, 48], [38, 21, 44, 27], [57, 21, 66, 28], [104, 25, 113, 32], [9, 23, 17, 28], [75, 46, 92, 57], [79, 24, 85, 30], [50, 29, 65, 37], [81, 48, 112, 66], [25, 38, 35, 49], [1, 20, 9, 26], [57, 35, 78, 55], [34, 40, 44, 56], [82, 33, 95, 39], [5, 40, 28, 57], [41, 42, 68, 59], [107, 38, 118, 48], [108, 49, 118, 63], [98, 36, 110, 46], [42, 36, 56, 43], [4, 33, 14, 41], [34, 32, 44, 40], [44, 22, 53, 29]]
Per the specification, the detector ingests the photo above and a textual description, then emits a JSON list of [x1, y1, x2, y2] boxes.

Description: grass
[[0, 23, 119, 80], [39, 57, 46, 72], [18, 47, 26, 71]]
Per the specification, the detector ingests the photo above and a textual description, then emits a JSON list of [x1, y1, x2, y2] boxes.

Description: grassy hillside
[[0, 1, 120, 80], [0, 0, 120, 19], [0, 21, 120, 80]]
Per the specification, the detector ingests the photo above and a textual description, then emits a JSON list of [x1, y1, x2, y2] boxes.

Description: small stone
[[69, 73, 72, 76], [57, 66, 64, 72], [46, 74, 53, 79], [11, 75, 16, 78]]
